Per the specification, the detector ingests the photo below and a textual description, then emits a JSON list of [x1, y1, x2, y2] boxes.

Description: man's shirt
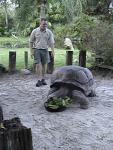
[[29, 27, 54, 49]]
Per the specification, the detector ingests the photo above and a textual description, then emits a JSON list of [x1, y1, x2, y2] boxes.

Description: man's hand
[[50, 45, 55, 58]]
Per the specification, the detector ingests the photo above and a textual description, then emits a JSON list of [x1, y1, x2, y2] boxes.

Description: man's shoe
[[41, 79, 47, 85], [36, 80, 42, 87]]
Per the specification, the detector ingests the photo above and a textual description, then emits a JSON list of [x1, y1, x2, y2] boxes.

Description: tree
[[0, 0, 8, 30], [11, 0, 89, 26], [61, 0, 87, 21], [40, 0, 47, 18], [0, 0, 15, 36]]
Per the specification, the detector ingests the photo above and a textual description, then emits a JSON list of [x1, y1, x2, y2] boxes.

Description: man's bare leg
[[35, 63, 43, 87], [42, 63, 47, 85], [42, 63, 47, 78], [36, 63, 43, 80]]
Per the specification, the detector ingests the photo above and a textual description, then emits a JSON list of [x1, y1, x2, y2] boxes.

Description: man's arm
[[29, 42, 34, 58], [29, 29, 35, 58]]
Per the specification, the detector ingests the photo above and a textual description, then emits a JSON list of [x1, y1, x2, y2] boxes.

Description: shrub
[[53, 25, 68, 48], [54, 15, 113, 66], [89, 21, 113, 65], [0, 37, 29, 48]]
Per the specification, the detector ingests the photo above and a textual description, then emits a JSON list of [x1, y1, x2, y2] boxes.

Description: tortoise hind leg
[[72, 90, 89, 109]]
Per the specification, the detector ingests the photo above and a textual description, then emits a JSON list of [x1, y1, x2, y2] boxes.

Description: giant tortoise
[[47, 65, 95, 109]]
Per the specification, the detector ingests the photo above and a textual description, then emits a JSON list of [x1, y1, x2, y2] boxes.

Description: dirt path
[[0, 73, 113, 150]]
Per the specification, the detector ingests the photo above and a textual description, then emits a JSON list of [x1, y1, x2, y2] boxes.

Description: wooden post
[[0, 117, 33, 150], [47, 51, 54, 74], [0, 106, 4, 149], [0, 133, 4, 150], [9, 51, 16, 73], [66, 51, 73, 65], [0, 106, 3, 123], [79, 50, 86, 67], [24, 51, 28, 69], [0, 64, 6, 74]]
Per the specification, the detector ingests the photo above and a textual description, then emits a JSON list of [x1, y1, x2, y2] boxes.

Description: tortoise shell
[[50, 65, 94, 95]]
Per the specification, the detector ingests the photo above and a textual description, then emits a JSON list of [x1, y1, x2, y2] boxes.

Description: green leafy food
[[47, 96, 72, 109]]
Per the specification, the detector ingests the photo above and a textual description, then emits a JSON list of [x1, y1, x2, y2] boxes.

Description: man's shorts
[[33, 49, 50, 65]]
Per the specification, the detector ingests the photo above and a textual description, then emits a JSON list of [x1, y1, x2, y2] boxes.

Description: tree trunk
[[40, 0, 47, 18], [4, 0, 8, 31]]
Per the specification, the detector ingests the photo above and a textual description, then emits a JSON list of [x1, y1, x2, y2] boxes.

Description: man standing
[[29, 18, 55, 87]]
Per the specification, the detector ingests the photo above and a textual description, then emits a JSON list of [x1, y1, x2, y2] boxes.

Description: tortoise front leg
[[48, 86, 69, 99], [48, 87, 59, 95], [88, 90, 96, 97], [72, 90, 89, 109]]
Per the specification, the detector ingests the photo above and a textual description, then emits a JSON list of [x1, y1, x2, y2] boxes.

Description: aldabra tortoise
[[48, 65, 95, 109]]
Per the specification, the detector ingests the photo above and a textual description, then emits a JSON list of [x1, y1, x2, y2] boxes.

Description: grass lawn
[[0, 48, 80, 71], [0, 48, 32, 70], [0, 36, 94, 71]]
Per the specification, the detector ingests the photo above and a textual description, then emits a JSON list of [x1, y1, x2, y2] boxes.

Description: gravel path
[[0, 73, 113, 150]]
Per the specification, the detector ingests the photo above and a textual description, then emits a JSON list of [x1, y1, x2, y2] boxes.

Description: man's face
[[40, 20, 47, 31]]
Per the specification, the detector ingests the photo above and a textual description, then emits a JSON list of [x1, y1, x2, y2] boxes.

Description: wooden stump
[[24, 51, 28, 69], [79, 50, 86, 67], [47, 51, 54, 74], [66, 51, 73, 65], [0, 117, 33, 150], [0, 106, 3, 122], [9, 51, 16, 73]]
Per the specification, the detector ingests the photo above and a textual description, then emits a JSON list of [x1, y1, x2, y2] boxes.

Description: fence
[[7, 50, 86, 74]]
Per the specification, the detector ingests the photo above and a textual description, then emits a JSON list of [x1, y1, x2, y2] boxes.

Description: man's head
[[40, 18, 47, 31]]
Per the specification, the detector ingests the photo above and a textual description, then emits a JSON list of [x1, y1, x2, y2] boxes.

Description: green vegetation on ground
[[46, 96, 72, 109]]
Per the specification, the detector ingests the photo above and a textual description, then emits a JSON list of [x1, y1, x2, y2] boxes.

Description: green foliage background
[[0, 0, 113, 66]]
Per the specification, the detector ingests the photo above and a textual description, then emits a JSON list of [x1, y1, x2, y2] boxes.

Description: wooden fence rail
[[7, 50, 87, 74]]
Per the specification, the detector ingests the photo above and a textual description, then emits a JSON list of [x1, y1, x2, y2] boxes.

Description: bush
[[53, 15, 96, 49], [54, 15, 113, 66], [0, 8, 15, 37], [0, 37, 29, 48], [53, 25, 68, 48], [89, 21, 113, 65]]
